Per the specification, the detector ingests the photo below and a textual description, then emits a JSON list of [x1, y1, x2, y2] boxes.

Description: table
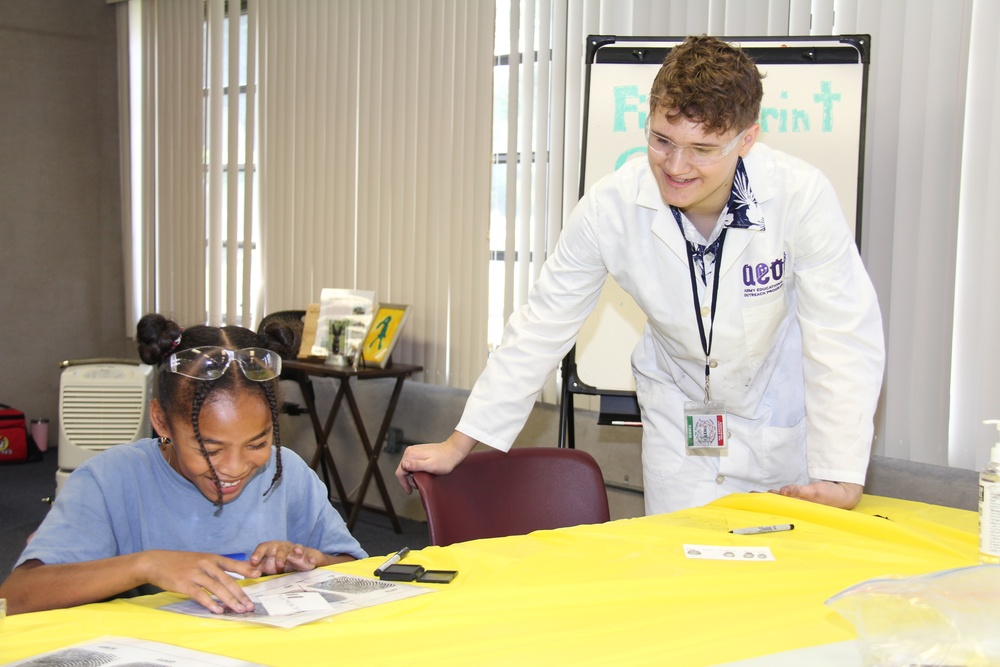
[[280, 360, 422, 533], [0, 493, 979, 666]]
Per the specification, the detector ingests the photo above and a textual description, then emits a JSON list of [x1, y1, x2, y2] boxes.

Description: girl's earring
[[160, 436, 172, 447]]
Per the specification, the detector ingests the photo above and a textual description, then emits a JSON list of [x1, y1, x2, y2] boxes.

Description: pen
[[373, 547, 410, 575], [728, 523, 794, 535], [220, 553, 247, 579]]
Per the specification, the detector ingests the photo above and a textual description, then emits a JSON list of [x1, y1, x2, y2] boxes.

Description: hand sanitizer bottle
[[980, 420, 1000, 564]]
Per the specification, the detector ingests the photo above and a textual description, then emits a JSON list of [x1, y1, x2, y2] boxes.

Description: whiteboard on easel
[[573, 35, 869, 394]]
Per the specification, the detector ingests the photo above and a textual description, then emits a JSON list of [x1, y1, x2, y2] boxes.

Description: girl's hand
[[139, 550, 260, 614], [249, 541, 325, 574]]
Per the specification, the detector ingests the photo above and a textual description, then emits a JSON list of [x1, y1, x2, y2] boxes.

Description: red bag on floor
[[0, 403, 42, 463]]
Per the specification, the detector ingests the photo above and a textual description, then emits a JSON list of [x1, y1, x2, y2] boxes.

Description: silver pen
[[373, 547, 411, 575]]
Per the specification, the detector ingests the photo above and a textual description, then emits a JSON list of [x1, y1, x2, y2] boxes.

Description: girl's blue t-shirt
[[17, 438, 367, 568]]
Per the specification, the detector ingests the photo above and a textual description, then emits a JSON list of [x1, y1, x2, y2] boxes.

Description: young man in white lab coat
[[396, 35, 885, 515]]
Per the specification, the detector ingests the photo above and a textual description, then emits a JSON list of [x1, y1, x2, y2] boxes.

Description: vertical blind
[[120, 0, 494, 389], [257, 0, 494, 388], [499, 0, 995, 468], [949, 0, 1000, 470], [120, 0, 247, 328]]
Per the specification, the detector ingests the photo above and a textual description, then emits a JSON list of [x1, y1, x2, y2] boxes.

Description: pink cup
[[30, 418, 49, 452]]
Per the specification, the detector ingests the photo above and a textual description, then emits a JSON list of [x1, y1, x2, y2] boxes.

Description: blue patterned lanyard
[[673, 213, 726, 402], [670, 157, 763, 401]]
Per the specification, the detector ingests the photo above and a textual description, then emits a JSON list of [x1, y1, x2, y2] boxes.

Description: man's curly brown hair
[[649, 35, 763, 136]]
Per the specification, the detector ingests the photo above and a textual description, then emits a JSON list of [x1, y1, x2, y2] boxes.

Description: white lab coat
[[458, 143, 885, 514]]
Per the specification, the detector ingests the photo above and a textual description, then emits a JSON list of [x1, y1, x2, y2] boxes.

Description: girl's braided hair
[[136, 313, 296, 506]]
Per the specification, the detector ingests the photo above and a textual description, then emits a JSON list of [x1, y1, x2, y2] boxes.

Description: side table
[[281, 360, 423, 532]]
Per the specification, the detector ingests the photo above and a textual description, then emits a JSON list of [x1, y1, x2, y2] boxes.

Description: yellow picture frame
[[362, 304, 411, 368]]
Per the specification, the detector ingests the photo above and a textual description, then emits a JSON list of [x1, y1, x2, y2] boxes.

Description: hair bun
[[136, 313, 183, 365]]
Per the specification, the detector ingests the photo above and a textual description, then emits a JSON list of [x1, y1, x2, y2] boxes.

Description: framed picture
[[362, 304, 411, 368], [308, 288, 376, 366]]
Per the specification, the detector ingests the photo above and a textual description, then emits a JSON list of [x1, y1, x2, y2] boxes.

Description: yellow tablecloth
[[0, 493, 978, 666]]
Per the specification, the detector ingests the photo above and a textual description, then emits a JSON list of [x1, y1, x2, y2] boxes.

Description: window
[[209, 8, 259, 327], [123, 0, 259, 331], [489, 0, 553, 354]]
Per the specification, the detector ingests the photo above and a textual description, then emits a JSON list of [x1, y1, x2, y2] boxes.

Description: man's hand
[[771, 480, 863, 509], [395, 431, 478, 493]]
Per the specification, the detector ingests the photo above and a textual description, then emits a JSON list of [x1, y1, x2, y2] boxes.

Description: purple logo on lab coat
[[742, 252, 786, 297]]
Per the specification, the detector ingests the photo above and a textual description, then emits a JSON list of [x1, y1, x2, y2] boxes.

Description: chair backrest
[[865, 454, 979, 510], [257, 309, 308, 375], [257, 310, 313, 406], [257, 309, 307, 357], [412, 447, 611, 546]]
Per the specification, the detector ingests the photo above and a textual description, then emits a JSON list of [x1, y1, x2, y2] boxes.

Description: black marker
[[374, 547, 410, 575], [729, 523, 794, 535]]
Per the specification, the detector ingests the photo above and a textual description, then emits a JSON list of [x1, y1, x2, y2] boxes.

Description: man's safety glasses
[[168, 346, 282, 382], [644, 118, 746, 166]]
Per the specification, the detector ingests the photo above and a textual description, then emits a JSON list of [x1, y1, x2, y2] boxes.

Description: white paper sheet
[[6, 635, 269, 666], [160, 569, 432, 628]]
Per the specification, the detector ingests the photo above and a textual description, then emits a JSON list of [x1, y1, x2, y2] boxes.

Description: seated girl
[[0, 314, 366, 615]]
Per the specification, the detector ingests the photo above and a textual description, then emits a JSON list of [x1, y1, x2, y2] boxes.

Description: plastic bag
[[826, 564, 1000, 666]]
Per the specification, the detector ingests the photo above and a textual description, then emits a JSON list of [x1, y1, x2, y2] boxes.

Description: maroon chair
[[411, 447, 611, 547]]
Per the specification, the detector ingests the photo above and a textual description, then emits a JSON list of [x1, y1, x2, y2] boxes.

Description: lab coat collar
[[740, 142, 774, 209], [645, 146, 771, 274], [723, 158, 765, 231], [641, 171, 689, 264], [715, 145, 776, 277]]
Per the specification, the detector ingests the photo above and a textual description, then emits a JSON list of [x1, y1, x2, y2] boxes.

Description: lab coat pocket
[[758, 418, 808, 487], [741, 293, 788, 370], [634, 374, 687, 480]]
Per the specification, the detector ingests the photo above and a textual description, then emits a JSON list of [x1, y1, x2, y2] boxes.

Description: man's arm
[[792, 169, 885, 500], [773, 480, 863, 509]]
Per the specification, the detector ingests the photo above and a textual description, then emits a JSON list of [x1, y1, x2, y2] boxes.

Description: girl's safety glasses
[[168, 346, 282, 382]]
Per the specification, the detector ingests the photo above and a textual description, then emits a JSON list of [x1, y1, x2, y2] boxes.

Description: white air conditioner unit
[[56, 359, 154, 493]]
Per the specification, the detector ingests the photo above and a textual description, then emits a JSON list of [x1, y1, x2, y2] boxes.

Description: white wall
[[0, 0, 127, 448]]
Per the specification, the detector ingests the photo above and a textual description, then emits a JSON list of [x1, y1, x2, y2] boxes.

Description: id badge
[[684, 400, 728, 450]]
